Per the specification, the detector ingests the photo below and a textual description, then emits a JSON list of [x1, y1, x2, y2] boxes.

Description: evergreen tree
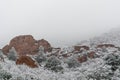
[[66, 57, 80, 68], [104, 53, 120, 72], [7, 47, 17, 61], [35, 46, 46, 64], [44, 56, 63, 72], [0, 50, 4, 61]]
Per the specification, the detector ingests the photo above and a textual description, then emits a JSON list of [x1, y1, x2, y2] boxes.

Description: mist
[[0, 0, 120, 48]]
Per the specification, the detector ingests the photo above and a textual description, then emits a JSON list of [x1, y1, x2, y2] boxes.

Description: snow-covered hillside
[[1, 28, 120, 80], [78, 27, 120, 47], [0, 47, 120, 80]]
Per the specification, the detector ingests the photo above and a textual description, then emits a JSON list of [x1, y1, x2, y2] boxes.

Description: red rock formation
[[88, 51, 96, 59], [77, 55, 87, 63], [2, 35, 52, 55], [62, 53, 72, 58], [97, 44, 115, 48], [16, 56, 38, 68], [74, 46, 90, 51], [2, 45, 10, 55], [9, 35, 35, 55], [37, 39, 52, 52], [62, 54, 68, 58]]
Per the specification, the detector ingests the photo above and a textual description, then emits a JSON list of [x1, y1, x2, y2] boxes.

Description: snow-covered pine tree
[[0, 50, 4, 61], [66, 57, 80, 68], [44, 56, 63, 72], [104, 53, 120, 72], [35, 46, 46, 64], [7, 47, 18, 61]]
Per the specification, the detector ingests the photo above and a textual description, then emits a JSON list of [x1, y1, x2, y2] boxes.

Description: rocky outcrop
[[77, 55, 87, 63], [74, 46, 90, 51], [16, 56, 38, 68], [62, 53, 72, 58], [88, 51, 96, 59], [97, 44, 115, 48], [2, 45, 10, 55], [37, 39, 52, 52], [2, 35, 52, 55]]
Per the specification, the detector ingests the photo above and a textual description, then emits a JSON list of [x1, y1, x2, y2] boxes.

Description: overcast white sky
[[0, 0, 120, 48]]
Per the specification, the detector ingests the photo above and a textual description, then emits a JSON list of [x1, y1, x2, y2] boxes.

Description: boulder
[[16, 56, 38, 68], [9, 35, 35, 55], [37, 39, 52, 52], [2, 35, 52, 55], [88, 51, 96, 59], [97, 44, 115, 48], [74, 46, 90, 51], [77, 55, 87, 63], [2, 45, 10, 55]]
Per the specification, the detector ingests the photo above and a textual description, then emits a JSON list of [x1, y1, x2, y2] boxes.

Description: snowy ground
[[0, 51, 119, 80]]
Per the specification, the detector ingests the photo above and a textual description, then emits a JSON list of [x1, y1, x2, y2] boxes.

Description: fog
[[0, 0, 120, 48]]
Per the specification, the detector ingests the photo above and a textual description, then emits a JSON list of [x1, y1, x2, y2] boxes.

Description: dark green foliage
[[44, 56, 63, 72], [104, 53, 120, 71], [7, 47, 17, 61], [35, 46, 46, 64], [16, 76, 24, 80], [67, 58, 80, 68], [35, 54, 46, 64], [0, 70, 12, 80], [0, 50, 4, 61], [86, 66, 113, 80], [105, 54, 120, 66]]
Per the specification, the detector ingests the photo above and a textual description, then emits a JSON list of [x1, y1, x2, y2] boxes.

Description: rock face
[[2, 45, 10, 55], [77, 55, 87, 63], [74, 46, 90, 51], [88, 51, 96, 59], [16, 56, 38, 68], [97, 44, 115, 48], [2, 35, 52, 55], [37, 39, 52, 52]]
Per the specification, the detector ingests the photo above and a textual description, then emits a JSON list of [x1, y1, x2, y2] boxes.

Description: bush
[[44, 56, 63, 72], [86, 69, 112, 80], [66, 58, 80, 68], [35, 46, 46, 64], [104, 53, 120, 72], [0, 50, 4, 61], [16, 76, 24, 80], [0, 70, 12, 80], [35, 54, 46, 64], [7, 47, 17, 61]]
